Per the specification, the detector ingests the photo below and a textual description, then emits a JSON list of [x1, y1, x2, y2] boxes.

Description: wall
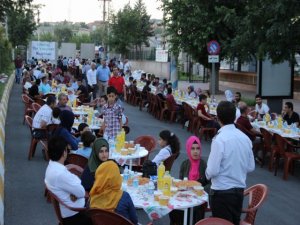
[[130, 60, 170, 79], [0, 74, 14, 225]]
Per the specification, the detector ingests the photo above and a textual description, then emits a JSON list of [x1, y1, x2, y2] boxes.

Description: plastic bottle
[[147, 181, 155, 195], [157, 162, 165, 190], [120, 128, 126, 147], [123, 166, 129, 183], [162, 171, 172, 196], [133, 175, 139, 188], [108, 138, 115, 158]]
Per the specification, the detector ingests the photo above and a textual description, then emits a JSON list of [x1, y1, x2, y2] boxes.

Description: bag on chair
[[142, 160, 157, 178]]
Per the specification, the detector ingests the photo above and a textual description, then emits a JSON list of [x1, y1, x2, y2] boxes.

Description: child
[[76, 123, 91, 141], [152, 130, 180, 165], [51, 107, 61, 124], [102, 86, 123, 140], [98, 95, 108, 116], [75, 131, 96, 158]]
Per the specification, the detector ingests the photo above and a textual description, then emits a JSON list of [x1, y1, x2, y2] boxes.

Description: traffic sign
[[208, 55, 219, 63], [207, 40, 220, 55]]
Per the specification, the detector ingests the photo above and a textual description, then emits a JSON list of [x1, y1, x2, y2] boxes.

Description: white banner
[[155, 48, 168, 62], [31, 41, 56, 60]]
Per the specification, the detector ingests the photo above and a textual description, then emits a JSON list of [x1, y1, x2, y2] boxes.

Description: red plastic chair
[[164, 152, 180, 172], [21, 94, 34, 124], [65, 153, 88, 169], [132, 135, 157, 171], [195, 217, 233, 225], [24, 115, 47, 160], [259, 128, 273, 168], [65, 164, 84, 177], [88, 208, 134, 225], [31, 102, 41, 114], [240, 184, 268, 225], [46, 188, 87, 225]]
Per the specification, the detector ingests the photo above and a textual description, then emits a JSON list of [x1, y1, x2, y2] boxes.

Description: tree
[[54, 24, 73, 47], [0, 0, 33, 21], [109, 1, 154, 57], [90, 25, 108, 46], [33, 32, 55, 42], [133, 0, 154, 50], [7, 4, 36, 47], [0, 26, 12, 73], [70, 34, 92, 49]]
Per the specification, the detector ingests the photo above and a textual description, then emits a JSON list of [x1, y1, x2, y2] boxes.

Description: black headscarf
[[59, 110, 74, 132]]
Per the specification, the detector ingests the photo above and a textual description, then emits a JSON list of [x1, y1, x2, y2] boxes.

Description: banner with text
[[31, 41, 56, 60], [155, 48, 168, 62]]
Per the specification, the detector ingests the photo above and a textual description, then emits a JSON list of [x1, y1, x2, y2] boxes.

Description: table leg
[[129, 159, 132, 170], [183, 208, 188, 225], [189, 207, 193, 225]]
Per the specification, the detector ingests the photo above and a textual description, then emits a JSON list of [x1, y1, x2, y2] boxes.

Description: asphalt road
[[4, 84, 300, 225]]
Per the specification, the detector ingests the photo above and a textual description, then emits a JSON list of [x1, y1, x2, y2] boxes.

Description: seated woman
[[187, 85, 197, 98], [81, 138, 109, 192], [90, 161, 138, 225], [74, 131, 96, 158], [169, 136, 210, 225], [54, 110, 79, 150], [152, 130, 180, 165]]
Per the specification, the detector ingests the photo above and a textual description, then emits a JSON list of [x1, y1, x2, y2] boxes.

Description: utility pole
[[98, 0, 111, 59]]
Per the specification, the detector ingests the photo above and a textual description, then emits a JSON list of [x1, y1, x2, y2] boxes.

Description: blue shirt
[[54, 127, 79, 150], [71, 82, 78, 91], [116, 192, 138, 225], [75, 147, 92, 159], [39, 83, 51, 95], [96, 65, 111, 82]]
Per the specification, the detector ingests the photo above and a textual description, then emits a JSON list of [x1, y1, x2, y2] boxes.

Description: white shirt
[[75, 58, 80, 66], [152, 145, 172, 165], [87, 69, 97, 86], [32, 104, 53, 129], [45, 161, 85, 218], [255, 103, 269, 115], [124, 62, 131, 73], [206, 124, 255, 190], [117, 62, 124, 70]]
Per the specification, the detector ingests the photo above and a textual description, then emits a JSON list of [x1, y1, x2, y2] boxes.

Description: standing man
[[87, 62, 98, 100], [206, 101, 255, 225], [96, 59, 111, 96], [108, 67, 126, 101], [123, 59, 131, 76], [14, 55, 23, 84]]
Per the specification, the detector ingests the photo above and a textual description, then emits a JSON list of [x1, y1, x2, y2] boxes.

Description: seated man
[[57, 93, 72, 112], [197, 94, 220, 129], [255, 94, 270, 120], [32, 96, 56, 139], [76, 79, 89, 100], [45, 136, 92, 225], [166, 88, 181, 111], [236, 102, 261, 140], [233, 91, 241, 106], [282, 102, 300, 126]]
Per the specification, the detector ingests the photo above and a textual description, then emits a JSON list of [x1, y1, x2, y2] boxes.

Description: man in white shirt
[[255, 94, 270, 120], [32, 96, 56, 139], [87, 62, 98, 99], [206, 101, 255, 225], [45, 136, 91, 225], [123, 59, 131, 76]]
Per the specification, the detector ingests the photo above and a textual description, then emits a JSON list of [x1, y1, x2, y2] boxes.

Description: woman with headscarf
[[187, 85, 197, 98], [54, 110, 79, 150], [169, 136, 210, 225], [81, 138, 109, 192], [90, 161, 138, 225]]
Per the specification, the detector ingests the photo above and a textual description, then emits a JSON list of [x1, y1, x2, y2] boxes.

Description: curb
[[0, 74, 15, 225]]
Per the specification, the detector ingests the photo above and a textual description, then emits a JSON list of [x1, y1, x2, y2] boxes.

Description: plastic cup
[[159, 195, 170, 206], [129, 141, 134, 148], [78, 142, 83, 149], [135, 144, 141, 151], [154, 191, 162, 201], [171, 187, 178, 196], [193, 186, 204, 196], [128, 147, 135, 154], [121, 148, 128, 156]]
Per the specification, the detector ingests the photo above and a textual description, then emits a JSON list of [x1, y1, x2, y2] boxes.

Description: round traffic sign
[[207, 40, 220, 55]]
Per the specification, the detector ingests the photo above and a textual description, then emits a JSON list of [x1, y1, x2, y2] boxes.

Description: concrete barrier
[[0, 74, 15, 225], [130, 60, 170, 79]]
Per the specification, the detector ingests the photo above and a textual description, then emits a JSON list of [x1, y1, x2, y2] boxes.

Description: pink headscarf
[[186, 136, 202, 181]]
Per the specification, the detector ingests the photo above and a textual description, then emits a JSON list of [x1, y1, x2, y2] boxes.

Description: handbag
[[142, 160, 157, 178]]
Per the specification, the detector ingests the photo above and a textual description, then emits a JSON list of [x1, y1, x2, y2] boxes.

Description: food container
[[193, 186, 204, 196], [154, 190, 162, 201], [128, 147, 135, 154], [159, 195, 170, 206], [121, 148, 128, 155]]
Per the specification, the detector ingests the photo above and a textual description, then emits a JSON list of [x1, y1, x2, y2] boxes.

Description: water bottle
[[133, 176, 139, 188], [147, 181, 155, 195], [123, 166, 129, 183], [108, 138, 115, 158]]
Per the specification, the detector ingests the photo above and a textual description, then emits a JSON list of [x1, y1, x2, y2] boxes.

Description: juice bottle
[[120, 128, 126, 148], [72, 98, 77, 107], [278, 115, 283, 129], [162, 171, 172, 196], [157, 162, 165, 190]]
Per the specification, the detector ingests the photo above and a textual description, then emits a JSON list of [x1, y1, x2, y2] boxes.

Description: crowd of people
[[15, 54, 284, 225]]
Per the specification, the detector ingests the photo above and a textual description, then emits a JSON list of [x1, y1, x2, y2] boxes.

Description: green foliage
[[90, 26, 108, 46], [54, 24, 73, 47], [161, 0, 300, 65], [7, 3, 36, 47], [0, 26, 12, 74], [242, 97, 256, 107], [70, 34, 92, 49], [109, 0, 153, 57], [0, 0, 33, 21]]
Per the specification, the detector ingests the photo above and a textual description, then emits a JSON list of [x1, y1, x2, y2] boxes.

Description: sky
[[32, 0, 163, 23]]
